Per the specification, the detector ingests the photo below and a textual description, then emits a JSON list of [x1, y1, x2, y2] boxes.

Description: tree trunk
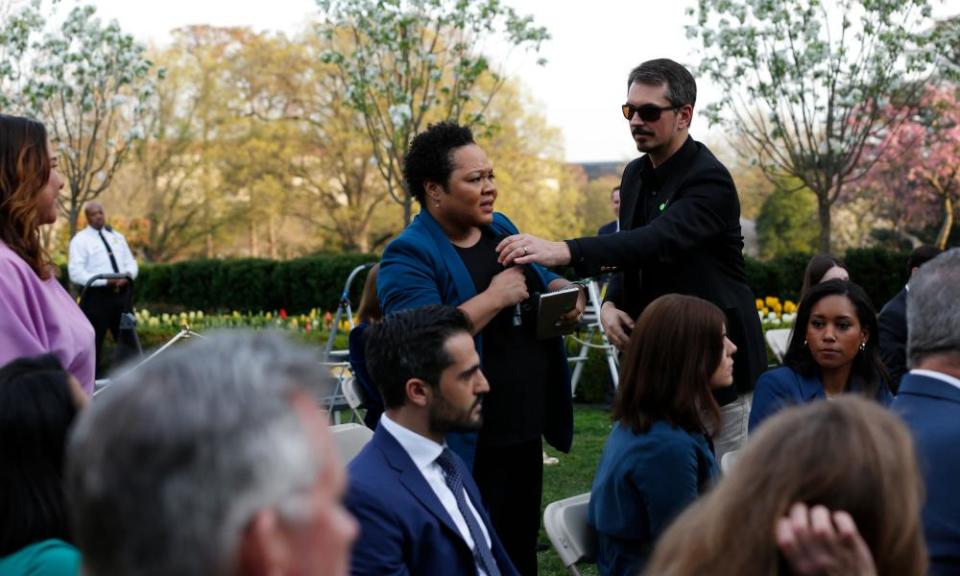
[[268, 215, 277, 260], [816, 192, 832, 253], [402, 195, 412, 227], [249, 220, 259, 258], [206, 233, 214, 258], [936, 194, 954, 250]]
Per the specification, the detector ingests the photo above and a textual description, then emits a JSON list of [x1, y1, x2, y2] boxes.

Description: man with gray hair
[[66, 331, 358, 576], [891, 248, 960, 576]]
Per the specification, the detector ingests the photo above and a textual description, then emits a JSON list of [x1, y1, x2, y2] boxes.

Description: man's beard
[[428, 394, 484, 434], [632, 127, 657, 153]]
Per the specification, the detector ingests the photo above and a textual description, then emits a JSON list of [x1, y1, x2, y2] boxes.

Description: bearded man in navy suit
[[892, 248, 960, 576], [346, 305, 518, 576]]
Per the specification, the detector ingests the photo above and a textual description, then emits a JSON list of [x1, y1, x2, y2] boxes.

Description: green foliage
[[745, 248, 910, 306], [107, 247, 912, 318], [317, 0, 549, 224], [756, 187, 819, 259], [0, 1, 161, 236], [841, 248, 910, 307], [133, 253, 378, 314], [688, 0, 943, 251]]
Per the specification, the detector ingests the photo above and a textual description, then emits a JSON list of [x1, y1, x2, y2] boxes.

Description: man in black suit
[[497, 58, 766, 462], [878, 244, 942, 391]]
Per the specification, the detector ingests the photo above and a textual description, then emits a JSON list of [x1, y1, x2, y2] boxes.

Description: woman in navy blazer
[[749, 280, 893, 432], [588, 294, 737, 576]]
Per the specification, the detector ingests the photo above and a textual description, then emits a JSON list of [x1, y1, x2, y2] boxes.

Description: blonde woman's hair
[[645, 397, 927, 576]]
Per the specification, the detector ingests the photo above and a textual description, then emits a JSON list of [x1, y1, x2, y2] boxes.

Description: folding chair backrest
[[330, 423, 374, 464], [543, 492, 595, 575], [765, 328, 792, 364], [721, 447, 743, 474], [341, 376, 364, 410]]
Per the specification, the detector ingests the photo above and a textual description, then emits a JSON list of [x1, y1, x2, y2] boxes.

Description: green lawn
[[538, 404, 609, 576]]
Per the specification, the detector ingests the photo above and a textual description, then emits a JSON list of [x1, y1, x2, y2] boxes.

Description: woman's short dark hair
[[403, 122, 475, 205], [800, 253, 845, 302], [0, 354, 78, 555], [784, 279, 890, 397], [365, 305, 474, 409], [613, 294, 725, 435]]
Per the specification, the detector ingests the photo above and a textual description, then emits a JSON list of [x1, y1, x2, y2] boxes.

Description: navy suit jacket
[[749, 366, 894, 433], [346, 425, 519, 576], [597, 220, 618, 236], [878, 287, 908, 391], [893, 372, 960, 575]]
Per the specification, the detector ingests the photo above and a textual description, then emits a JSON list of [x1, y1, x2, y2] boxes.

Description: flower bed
[[756, 296, 796, 331]]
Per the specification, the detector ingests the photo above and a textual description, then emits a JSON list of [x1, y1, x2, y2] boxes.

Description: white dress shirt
[[379, 414, 492, 575], [68, 226, 139, 288], [910, 369, 960, 392]]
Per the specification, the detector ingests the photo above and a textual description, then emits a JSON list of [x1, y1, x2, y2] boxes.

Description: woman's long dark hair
[[0, 355, 79, 554], [784, 280, 890, 398], [799, 254, 846, 302], [0, 114, 54, 279], [613, 294, 726, 435]]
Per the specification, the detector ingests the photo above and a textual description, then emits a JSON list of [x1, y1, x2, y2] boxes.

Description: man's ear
[[237, 509, 292, 576], [405, 377, 433, 408], [678, 104, 694, 130]]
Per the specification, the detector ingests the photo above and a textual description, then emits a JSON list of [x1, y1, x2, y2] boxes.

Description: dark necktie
[[435, 448, 501, 576], [97, 229, 120, 273]]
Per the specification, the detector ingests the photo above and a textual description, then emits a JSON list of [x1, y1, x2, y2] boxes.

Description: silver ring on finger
[[522, 246, 528, 256]]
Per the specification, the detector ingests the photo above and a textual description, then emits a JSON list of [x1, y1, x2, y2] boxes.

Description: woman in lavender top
[[0, 114, 95, 394]]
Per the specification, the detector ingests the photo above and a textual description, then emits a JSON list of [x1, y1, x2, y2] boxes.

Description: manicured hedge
[[745, 247, 911, 307], [130, 253, 378, 315], [93, 247, 912, 316]]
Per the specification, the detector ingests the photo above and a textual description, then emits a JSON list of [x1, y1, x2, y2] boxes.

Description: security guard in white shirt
[[68, 202, 139, 376]]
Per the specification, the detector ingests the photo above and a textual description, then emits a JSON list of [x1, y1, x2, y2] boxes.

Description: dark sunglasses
[[621, 103, 679, 122]]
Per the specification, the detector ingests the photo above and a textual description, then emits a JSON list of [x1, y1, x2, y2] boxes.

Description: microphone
[[495, 234, 524, 327]]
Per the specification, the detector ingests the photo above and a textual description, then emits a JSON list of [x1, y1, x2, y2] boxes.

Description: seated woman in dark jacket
[[0, 355, 88, 576], [348, 263, 384, 430], [588, 294, 737, 576], [750, 280, 893, 433]]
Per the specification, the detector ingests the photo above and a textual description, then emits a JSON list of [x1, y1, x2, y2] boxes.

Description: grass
[[538, 404, 609, 576]]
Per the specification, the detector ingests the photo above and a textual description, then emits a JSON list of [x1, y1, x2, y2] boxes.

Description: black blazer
[[878, 287, 908, 391], [566, 138, 766, 397]]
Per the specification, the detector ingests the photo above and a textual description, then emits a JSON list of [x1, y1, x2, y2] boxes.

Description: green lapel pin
[[659, 200, 668, 212]]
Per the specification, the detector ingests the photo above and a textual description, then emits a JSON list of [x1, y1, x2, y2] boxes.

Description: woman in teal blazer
[[589, 294, 738, 576]]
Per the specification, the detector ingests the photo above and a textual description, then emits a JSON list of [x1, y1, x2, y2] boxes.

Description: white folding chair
[[543, 492, 596, 575], [340, 375, 366, 423], [721, 447, 743, 474], [765, 328, 792, 364], [329, 423, 374, 464]]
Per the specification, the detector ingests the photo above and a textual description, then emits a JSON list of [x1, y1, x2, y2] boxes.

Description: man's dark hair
[[907, 244, 941, 275], [0, 354, 77, 555], [365, 305, 474, 409], [403, 122, 475, 205], [627, 58, 697, 108]]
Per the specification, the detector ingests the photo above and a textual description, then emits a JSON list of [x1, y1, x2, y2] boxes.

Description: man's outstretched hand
[[496, 234, 571, 268]]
